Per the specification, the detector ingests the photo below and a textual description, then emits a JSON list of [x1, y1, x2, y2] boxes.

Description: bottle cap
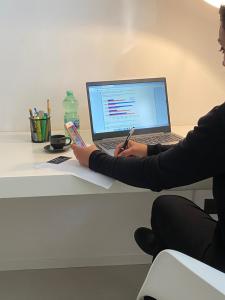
[[66, 90, 74, 96]]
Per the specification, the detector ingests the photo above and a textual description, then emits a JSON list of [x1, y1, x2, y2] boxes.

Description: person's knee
[[151, 195, 190, 229], [152, 195, 173, 217], [152, 195, 191, 214], [151, 196, 168, 230]]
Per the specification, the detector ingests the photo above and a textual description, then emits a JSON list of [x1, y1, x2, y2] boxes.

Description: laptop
[[86, 77, 182, 156]]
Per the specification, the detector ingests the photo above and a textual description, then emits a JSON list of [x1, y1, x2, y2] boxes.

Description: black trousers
[[151, 195, 225, 273]]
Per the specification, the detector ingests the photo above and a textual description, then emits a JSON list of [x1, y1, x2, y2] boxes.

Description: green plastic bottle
[[63, 90, 80, 131]]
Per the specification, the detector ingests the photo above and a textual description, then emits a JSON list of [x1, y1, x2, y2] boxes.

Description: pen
[[39, 110, 46, 139], [118, 127, 135, 154], [44, 113, 50, 141], [34, 107, 38, 116]]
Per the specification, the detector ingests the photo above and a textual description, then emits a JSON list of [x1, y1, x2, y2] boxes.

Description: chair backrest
[[137, 249, 225, 300]]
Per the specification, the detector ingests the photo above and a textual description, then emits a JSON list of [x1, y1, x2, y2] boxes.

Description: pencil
[[29, 108, 33, 118], [35, 116, 42, 142], [47, 99, 51, 116]]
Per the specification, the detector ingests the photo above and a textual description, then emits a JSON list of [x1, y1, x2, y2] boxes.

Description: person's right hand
[[114, 140, 148, 158]]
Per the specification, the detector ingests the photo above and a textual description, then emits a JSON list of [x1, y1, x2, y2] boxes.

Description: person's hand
[[114, 140, 147, 158], [71, 144, 98, 167]]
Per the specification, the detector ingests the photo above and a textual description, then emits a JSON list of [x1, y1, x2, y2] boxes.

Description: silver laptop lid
[[86, 77, 171, 141]]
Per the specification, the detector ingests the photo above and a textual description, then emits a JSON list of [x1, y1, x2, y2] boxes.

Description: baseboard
[[0, 254, 152, 271]]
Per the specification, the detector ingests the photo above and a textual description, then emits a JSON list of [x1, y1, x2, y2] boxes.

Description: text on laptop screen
[[88, 81, 169, 134]]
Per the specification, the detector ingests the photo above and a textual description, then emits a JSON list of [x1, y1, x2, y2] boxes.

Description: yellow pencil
[[29, 108, 33, 118], [47, 99, 51, 116], [35, 117, 42, 142]]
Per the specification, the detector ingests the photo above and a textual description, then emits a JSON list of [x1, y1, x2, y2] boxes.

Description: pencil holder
[[29, 116, 51, 143]]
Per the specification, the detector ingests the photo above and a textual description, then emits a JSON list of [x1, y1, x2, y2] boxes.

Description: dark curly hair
[[219, 5, 225, 30]]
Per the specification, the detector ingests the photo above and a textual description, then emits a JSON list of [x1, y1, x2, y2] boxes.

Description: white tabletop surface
[[0, 126, 212, 198]]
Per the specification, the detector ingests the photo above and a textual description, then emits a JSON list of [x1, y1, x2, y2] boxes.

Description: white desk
[[0, 126, 211, 199], [0, 127, 212, 271]]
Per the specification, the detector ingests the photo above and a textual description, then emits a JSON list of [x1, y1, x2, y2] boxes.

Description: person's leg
[[202, 232, 225, 273], [151, 195, 218, 264]]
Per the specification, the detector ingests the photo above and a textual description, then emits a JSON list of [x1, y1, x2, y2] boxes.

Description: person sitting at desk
[[72, 6, 225, 273]]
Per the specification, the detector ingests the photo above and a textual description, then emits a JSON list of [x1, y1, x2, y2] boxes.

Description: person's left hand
[[71, 144, 98, 167]]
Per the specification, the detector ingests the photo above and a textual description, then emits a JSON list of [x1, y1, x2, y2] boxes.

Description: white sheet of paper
[[36, 158, 114, 189]]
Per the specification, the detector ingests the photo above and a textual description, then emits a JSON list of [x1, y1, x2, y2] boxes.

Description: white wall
[[0, 191, 195, 271], [0, 0, 224, 131]]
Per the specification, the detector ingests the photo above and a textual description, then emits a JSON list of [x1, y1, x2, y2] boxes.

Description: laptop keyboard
[[98, 133, 182, 150]]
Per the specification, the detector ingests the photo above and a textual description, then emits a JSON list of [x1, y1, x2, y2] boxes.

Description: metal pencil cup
[[29, 117, 51, 143]]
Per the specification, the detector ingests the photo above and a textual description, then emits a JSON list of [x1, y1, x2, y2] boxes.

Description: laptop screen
[[86, 78, 171, 139]]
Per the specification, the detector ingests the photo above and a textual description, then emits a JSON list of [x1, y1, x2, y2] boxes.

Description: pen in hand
[[118, 127, 135, 154]]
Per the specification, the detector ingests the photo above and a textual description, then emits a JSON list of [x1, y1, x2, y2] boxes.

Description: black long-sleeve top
[[89, 102, 225, 245]]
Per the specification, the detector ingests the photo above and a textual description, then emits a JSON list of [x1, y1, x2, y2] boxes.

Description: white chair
[[137, 249, 225, 300]]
